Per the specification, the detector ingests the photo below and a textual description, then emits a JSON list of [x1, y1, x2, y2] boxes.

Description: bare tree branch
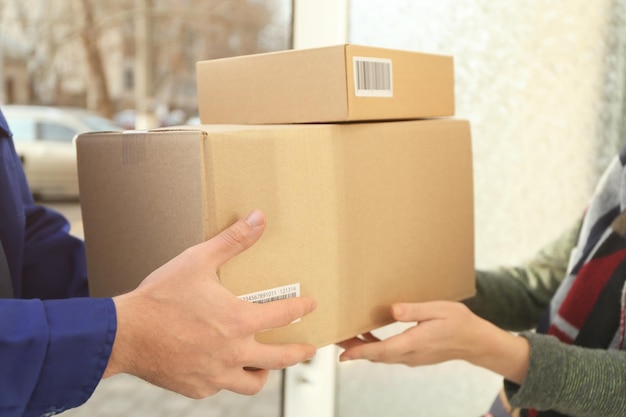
[[77, 0, 114, 116]]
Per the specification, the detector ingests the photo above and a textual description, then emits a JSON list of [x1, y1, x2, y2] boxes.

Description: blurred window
[[38, 122, 76, 142], [8, 119, 36, 142], [81, 115, 122, 132]]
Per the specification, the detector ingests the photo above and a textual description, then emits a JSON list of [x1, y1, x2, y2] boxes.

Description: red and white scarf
[[528, 151, 626, 417]]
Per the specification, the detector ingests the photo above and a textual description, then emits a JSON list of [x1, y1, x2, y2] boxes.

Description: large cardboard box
[[77, 119, 475, 348], [196, 44, 454, 124]]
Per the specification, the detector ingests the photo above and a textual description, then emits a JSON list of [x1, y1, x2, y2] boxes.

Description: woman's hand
[[338, 301, 530, 385]]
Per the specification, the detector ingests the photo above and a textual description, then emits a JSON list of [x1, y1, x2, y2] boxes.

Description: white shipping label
[[238, 283, 301, 304], [353, 56, 393, 97]]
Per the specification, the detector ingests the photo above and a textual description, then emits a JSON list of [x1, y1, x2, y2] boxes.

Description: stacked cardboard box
[[196, 44, 455, 124], [77, 44, 475, 348]]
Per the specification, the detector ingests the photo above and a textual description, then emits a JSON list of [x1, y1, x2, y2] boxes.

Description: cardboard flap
[[77, 131, 208, 296]]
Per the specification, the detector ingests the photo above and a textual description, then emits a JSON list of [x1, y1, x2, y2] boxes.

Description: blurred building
[[0, 35, 30, 104], [0, 0, 291, 122]]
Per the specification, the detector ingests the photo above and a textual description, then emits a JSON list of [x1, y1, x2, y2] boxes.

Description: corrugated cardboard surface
[[77, 119, 474, 347], [196, 44, 454, 124]]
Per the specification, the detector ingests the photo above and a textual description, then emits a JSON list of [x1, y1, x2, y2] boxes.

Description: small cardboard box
[[77, 119, 474, 348], [196, 44, 454, 124]]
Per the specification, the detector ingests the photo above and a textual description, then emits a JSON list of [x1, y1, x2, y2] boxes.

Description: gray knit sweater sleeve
[[465, 216, 626, 415], [504, 332, 626, 416], [464, 217, 583, 331]]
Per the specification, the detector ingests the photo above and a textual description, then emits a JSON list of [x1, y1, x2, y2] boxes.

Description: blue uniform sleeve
[[0, 108, 118, 416], [0, 298, 116, 417], [0, 107, 88, 300], [21, 204, 89, 300]]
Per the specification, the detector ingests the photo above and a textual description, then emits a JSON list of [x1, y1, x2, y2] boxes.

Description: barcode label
[[353, 57, 393, 97], [238, 283, 300, 304]]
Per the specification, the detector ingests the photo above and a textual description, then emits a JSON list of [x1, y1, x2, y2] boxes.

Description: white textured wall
[[350, 0, 626, 268], [338, 2, 626, 416]]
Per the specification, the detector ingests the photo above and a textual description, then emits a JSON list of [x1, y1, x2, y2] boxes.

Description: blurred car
[[186, 115, 200, 125], [113, 108, 136, 129], [115, 108, 191, 129], [2, 105, 122, 199], [161, 109, 187, 127]]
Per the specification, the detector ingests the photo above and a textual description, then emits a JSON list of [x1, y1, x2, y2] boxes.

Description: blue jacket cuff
[[24, 297, 116, 416]]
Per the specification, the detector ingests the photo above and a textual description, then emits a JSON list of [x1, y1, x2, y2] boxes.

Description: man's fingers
[[248, 296, 317, 331], [218, 368, 271, 396], [244, 343, 317, 371], [202, 209, 266, 269]]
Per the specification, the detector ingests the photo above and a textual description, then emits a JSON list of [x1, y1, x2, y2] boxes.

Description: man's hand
[[338, 301, 529, 385], [104, 210, 317, 398]]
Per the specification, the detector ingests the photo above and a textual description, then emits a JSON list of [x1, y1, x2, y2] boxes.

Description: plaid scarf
[[522, 149, 626, 417]]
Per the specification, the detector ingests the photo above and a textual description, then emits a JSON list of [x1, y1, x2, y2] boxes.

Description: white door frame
[[292, 0, 349, 49], [282, 345, 339, 417], [282, 1, 349, 416]]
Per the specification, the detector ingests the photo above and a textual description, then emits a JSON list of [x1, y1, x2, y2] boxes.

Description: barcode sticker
[[353, 56, 393, 97], [238, 283, 300, 304]]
